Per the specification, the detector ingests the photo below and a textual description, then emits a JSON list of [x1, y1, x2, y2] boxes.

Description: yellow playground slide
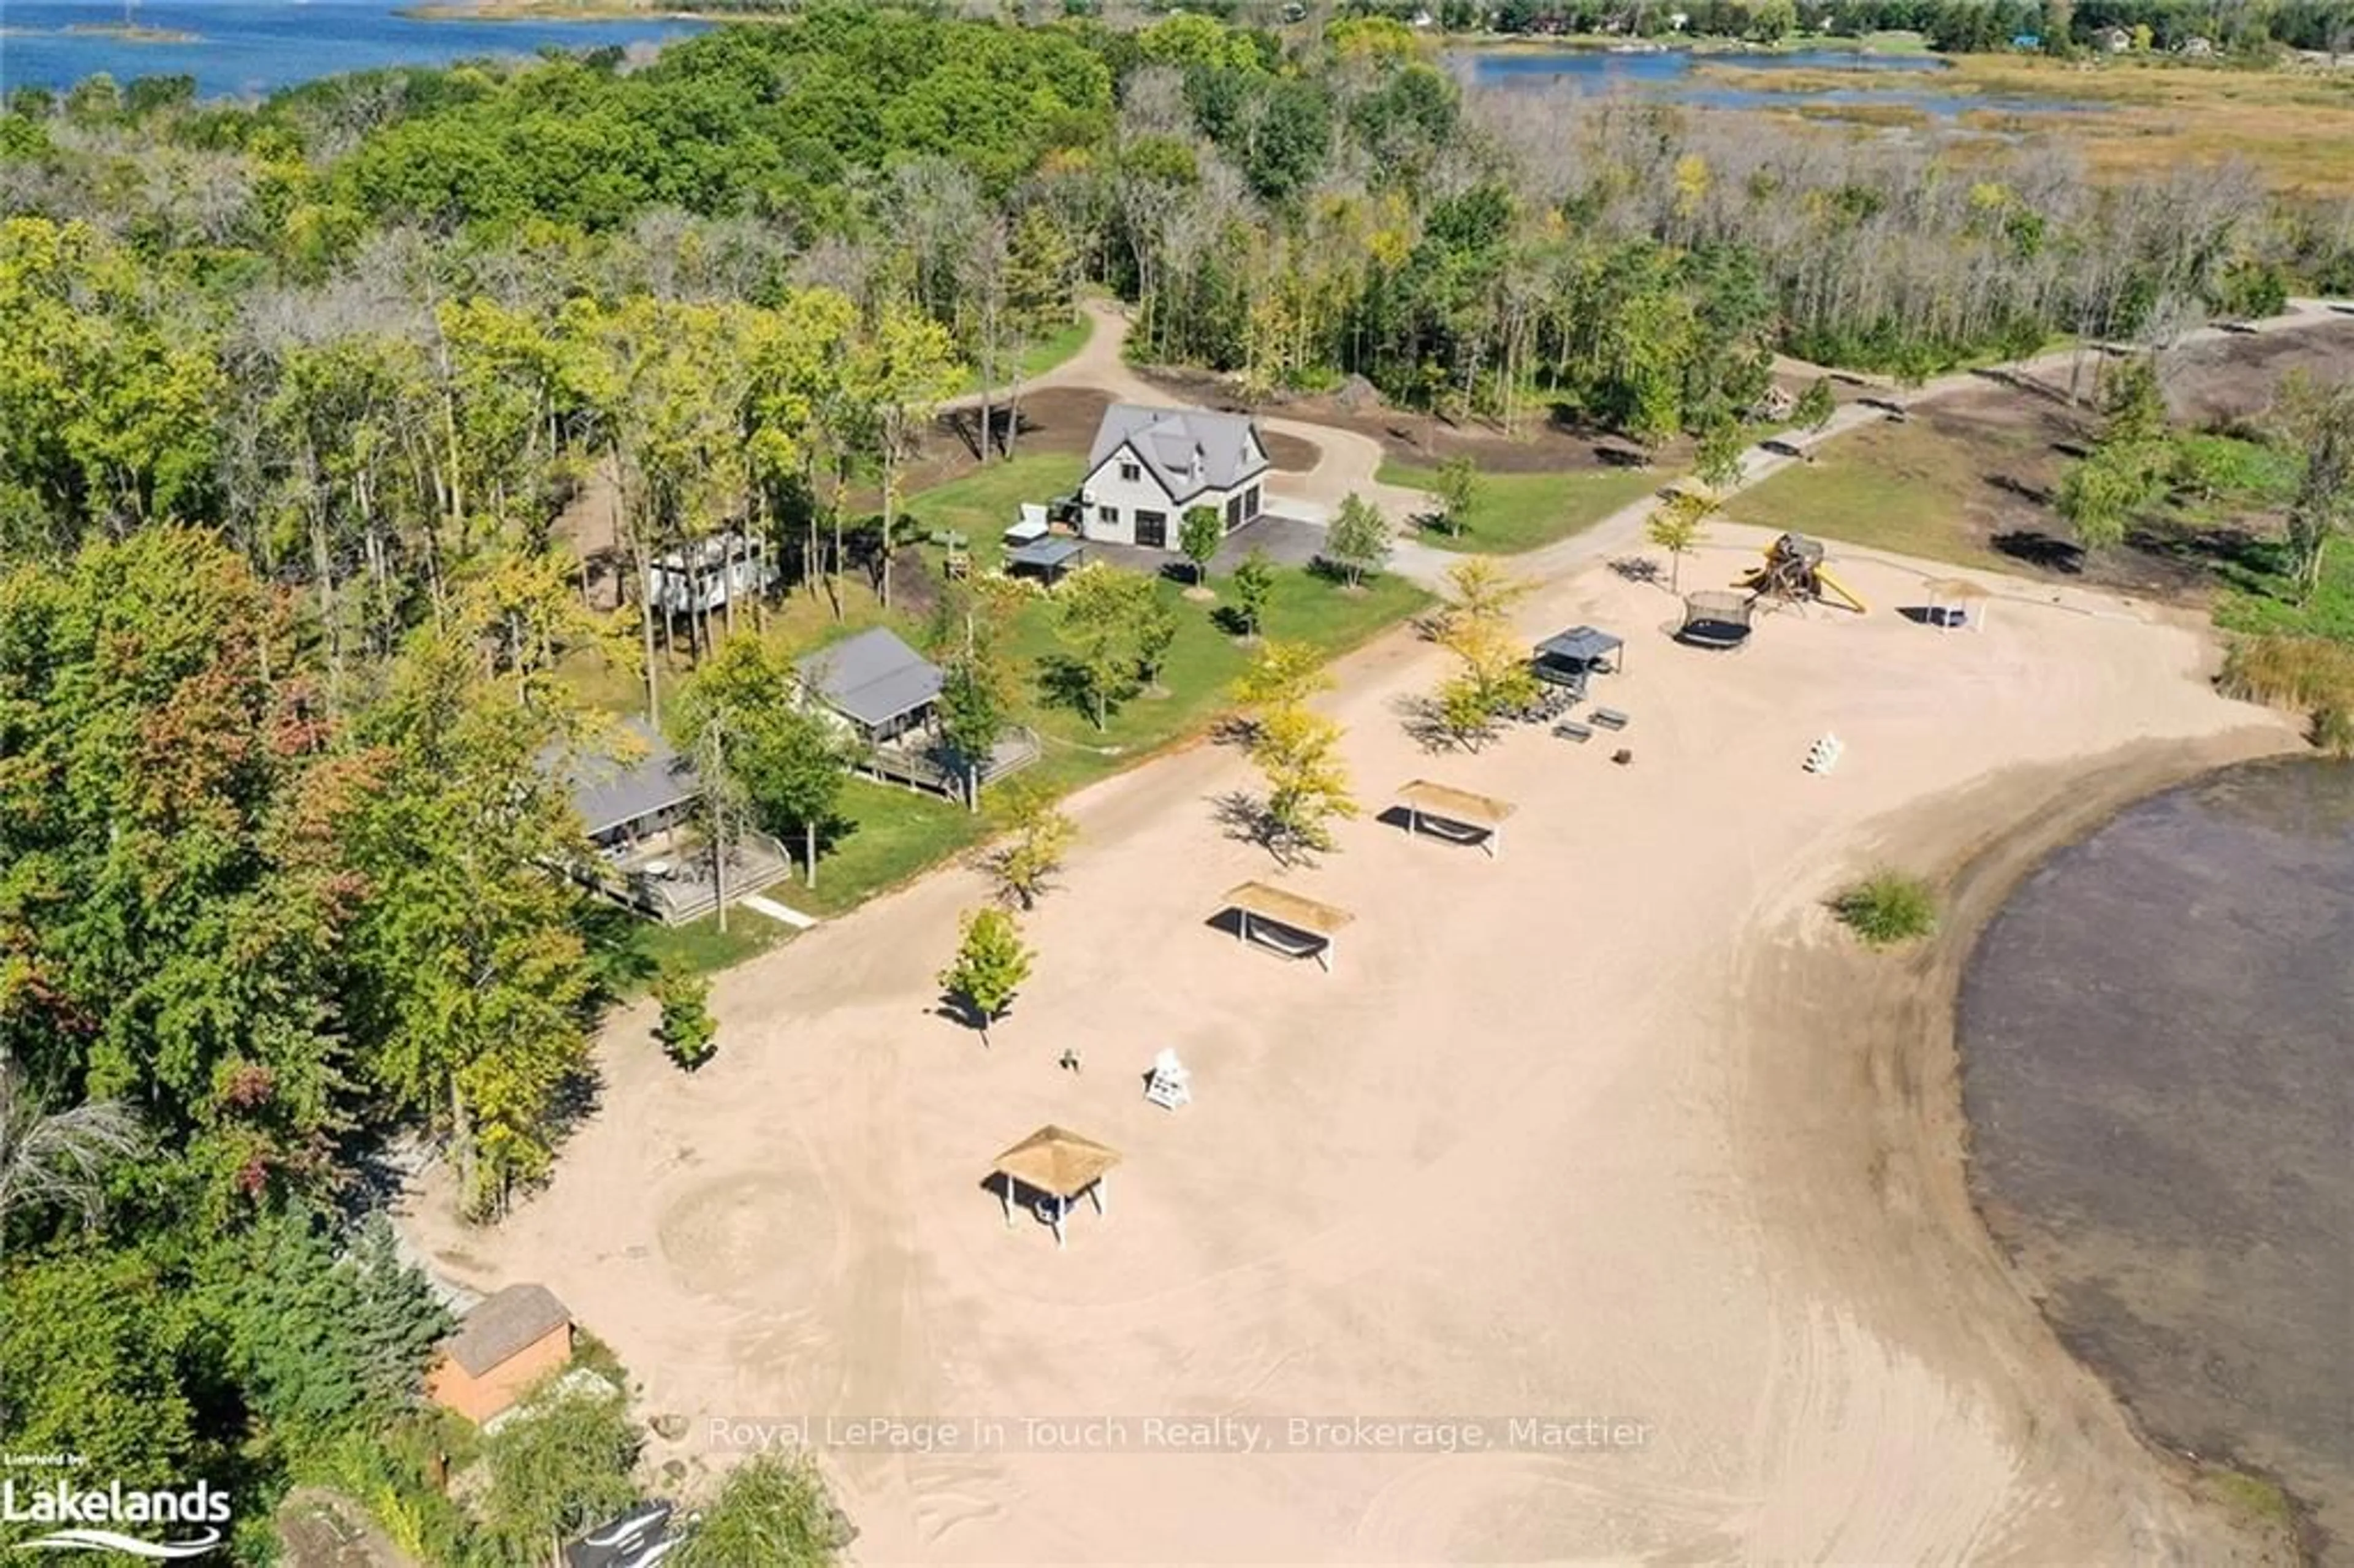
[[1812, 566, 1868, 614]]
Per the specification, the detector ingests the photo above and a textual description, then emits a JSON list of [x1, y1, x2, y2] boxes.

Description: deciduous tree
[[653, 967, 717, 1073], [937, 907, 1033, 1047], [1230, 547, 1278, 639], [1180, 503, 1223, 585], [1645, 491, 1715, 593], [1247, 703, 1358, 863], [1324, 493, 1392, 589], [977, 781, 1078, 911], [1433, 455, 1480, 537]]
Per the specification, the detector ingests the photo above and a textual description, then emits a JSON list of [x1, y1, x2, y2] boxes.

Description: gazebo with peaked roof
[[991, 1125, 1120, 1248], [1533, 625, 1625, 683], [1394, 780, 1515, 858], [1220, 881, 1354, 973], [1924, 577, 1994, 633]]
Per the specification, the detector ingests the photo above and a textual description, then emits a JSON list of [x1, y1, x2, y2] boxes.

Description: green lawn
[[1723, 421, 2019, 572], [797, 778, 992, 917], [628, 910, 800, 978], [1000, 565, 1428, 791], [1377, 462, 1664, 554], [952, 316, 1091, 400], [900, 451, 1086, 569], [588, 512, 1430, 975]]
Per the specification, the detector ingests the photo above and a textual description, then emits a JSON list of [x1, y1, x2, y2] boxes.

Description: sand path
[[408, 525, 2303, 1565]]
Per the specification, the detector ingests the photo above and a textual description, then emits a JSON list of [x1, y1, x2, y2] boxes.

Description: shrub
[[653, 967, 717, 1071], [1832, 870, 1938, 946]]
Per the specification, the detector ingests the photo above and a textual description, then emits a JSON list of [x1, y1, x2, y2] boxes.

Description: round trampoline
[[1678, 590, 1754, 650]]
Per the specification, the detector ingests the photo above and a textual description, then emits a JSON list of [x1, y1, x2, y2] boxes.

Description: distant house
[[427, 1283, 573, 1425], [646, 528, 775, 620], [796, 626, 943, 745], [2179, 34, 2214, 55], [2093, 24, 2132, 51], [1077, 404, 1271, 550]]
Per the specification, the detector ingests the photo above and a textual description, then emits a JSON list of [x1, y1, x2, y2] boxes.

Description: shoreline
[[1737, 727, 2310, 1559]]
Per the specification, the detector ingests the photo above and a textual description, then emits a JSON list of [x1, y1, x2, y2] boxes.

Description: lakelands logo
[[2, 1479, 230, 1559]]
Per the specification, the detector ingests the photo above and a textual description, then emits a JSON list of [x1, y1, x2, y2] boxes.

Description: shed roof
[[1534, 625, 1623, 664], [796, 626, 943, 731], [1396, 780, 1516, 828], [557, 718, 702, 839], [992, 1125, 1121, 1199], [1223, 880, 1355, 937], [443, 1283, 571, 1379], [1087, 404, 1268, 506], [1007, 536, 1086, 571]]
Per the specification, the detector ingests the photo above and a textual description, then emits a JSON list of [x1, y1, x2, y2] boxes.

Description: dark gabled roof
[[556, 718, 702, 839], [1534, 626, 1623, 664], [1086, 404, 1268, 506], [796, 626, 943, 731], [1007, 536, 1085, 571], [444, 1283, 570, 1379]]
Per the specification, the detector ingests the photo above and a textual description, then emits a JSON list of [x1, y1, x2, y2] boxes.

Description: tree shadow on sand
[[1209, 789, 1324, 869]]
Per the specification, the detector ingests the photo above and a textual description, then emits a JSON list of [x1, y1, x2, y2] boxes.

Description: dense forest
[[2, 4, 2348, 1559]]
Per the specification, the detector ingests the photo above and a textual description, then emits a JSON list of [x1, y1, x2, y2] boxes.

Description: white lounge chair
[[1145, 1048, 1192, 1109]]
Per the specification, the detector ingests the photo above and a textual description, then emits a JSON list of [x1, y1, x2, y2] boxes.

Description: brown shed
[[425, 1282, 574, 1425]]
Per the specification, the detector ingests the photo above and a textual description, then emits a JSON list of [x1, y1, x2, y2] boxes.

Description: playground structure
[[1739, 534, 1868, 614]]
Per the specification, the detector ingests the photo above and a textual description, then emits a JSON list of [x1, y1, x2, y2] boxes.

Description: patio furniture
[[642, 858, 674, 879], [1591, 707, 1629, 731], [1553, 721, 1594, 743], [1145, 1049, 1192, 1109]]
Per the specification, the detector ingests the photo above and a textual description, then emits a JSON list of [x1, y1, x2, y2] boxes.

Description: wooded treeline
[[1439, 0, 2354, 52]]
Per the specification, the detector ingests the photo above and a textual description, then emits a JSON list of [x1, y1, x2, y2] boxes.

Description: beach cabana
[[1394, 780, 1515, 858], [1221, 881, 1354, 973], [1924, 577, 1993, 633], [1007, 536, 1086, 584], [991, 1125, 1120, 1248], [1533, 625, 1625, 683]]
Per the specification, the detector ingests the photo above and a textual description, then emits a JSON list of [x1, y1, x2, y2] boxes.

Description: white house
[[1076, 404, 1271, 550], [646, 528, 775, 618]]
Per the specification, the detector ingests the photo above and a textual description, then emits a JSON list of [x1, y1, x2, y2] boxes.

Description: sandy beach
[[407, 526, 2304, 1565]]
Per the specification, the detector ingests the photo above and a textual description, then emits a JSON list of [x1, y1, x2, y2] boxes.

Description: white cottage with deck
[[1077, 404, 1270, 549]]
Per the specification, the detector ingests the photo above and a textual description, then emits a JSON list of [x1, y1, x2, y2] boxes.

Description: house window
[[1244, 482, 1262, 519], [1119, 461, 1141, 483], [1097, 504, 1121, 527], [1225, 495, 1244, 531]]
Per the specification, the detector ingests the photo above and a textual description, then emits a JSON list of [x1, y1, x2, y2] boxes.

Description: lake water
[[1959, 758, 2354, 1556], [0, 0, 706, 99], [1458, 45, 2102, 118]]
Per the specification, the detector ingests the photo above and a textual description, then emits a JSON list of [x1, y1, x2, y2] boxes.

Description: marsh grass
[[1832, 870, 1940, 947]]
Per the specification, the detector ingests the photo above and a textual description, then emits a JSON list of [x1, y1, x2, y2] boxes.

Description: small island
[[61, 21, 201, 44]]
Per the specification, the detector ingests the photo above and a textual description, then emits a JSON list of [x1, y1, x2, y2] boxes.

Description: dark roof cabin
[[796, 627, 943, 743]]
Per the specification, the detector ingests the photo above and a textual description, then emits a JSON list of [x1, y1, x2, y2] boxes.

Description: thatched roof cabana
[[1394, 780, 1515, 858], [1221, 881, 1354, 972], [991, 1125, 1121, 1247]]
